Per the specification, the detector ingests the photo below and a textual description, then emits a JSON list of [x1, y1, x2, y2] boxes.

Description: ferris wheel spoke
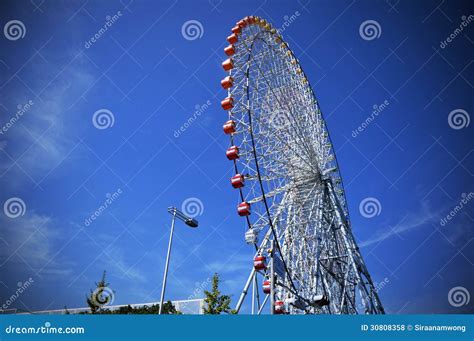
[[248, 50, 319, 167], [252, 40, 320, 155], [237, 32, 320, 165]]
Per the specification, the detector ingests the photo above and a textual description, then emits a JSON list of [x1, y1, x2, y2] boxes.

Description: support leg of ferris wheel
[[234, 207, 288, 314], [251, 274, 255, 314], [270, 239, 275, 315], [234, 226, 274, 313], [235, 267, 256, 314], [234, 196, 310, 314], [325, 179, 384, 314], [251, 273, 261, 314], [257, 294, 269, 315]]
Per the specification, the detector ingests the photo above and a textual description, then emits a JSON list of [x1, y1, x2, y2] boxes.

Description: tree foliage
[[93, 302, 181, 314], [86, 270, 112, 314], [203, 273, 234, 314], [84, 270, 181, 314]]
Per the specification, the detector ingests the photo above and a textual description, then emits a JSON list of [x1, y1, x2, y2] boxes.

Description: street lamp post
[[158, 207, 198, 314]]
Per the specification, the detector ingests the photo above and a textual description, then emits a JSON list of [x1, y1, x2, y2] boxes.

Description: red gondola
[[231, 26, 241, 34], [238, 201, 251, 216], [223, 120, 236, 134], [224, 45, 235, 56], [222, 58, 233, 71], [274, 300, 285, 314], [226, 146, 239, 160], [227, 33, 238, 44], [253, 255, 266, 270], [231, 174, 245, 188], [221, 97, 234, 111], [263, 280, 271, 294], [221, 76, 233, 89]]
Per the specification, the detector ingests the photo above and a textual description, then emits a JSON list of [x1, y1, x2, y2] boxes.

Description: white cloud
[[0, 49, 95, 180], [359, 202, 439, 248], [206, 252, 253, 275], [0, 213, 73, 276], [102, 246, 147, 283]]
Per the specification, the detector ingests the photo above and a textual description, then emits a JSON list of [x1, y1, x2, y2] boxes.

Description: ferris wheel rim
[[226, 28, 301, 294]]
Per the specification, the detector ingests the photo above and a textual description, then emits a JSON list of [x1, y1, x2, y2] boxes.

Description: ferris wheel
[[220, 16, 385, 314]]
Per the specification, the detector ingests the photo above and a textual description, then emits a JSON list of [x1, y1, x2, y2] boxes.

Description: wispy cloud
[[206, 252, 253, 275], [0, 213, 74, 276], [359, 202, 440, 248], [0, 49, 95, 180], [102, 246, 147, 283]]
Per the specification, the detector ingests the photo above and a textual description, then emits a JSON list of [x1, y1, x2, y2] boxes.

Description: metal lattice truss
[[221, 16, 384, 314]]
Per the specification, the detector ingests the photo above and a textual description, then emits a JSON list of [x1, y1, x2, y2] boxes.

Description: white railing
[[6, 298, 205, 315]]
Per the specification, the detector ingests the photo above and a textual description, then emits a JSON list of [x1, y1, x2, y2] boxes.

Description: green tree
[[107, 302, 181, 314], [86, 271, 113, 314], [203, 273, 233, 314], [83, 271, 182, 314], [160, 301, 181, 314]]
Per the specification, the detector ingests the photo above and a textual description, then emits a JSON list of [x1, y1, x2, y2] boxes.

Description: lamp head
[[185, 218, 198, 228]]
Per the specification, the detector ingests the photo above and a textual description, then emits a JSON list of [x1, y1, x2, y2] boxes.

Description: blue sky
[[0, 0, 473, 314]]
